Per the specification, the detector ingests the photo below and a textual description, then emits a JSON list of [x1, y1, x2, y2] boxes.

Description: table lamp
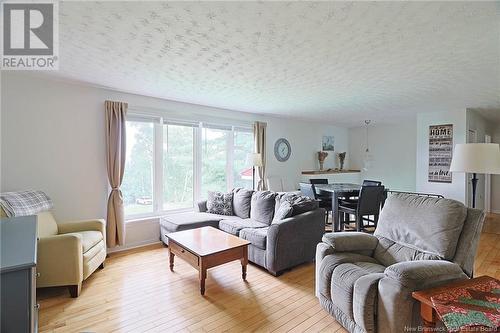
[[449, 143, 500, 208]]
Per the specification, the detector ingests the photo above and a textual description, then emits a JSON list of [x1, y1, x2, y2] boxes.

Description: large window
[[163, 124, 194, 211], [201, 127, 228, 197], [122, 121, 154, 216], [233, 130, 254, 189], [122, 116, 254, 218]]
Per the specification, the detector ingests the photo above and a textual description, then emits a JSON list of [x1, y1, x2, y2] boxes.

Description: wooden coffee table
[[412, 275, 497, 332], [166, 226, 250, 295]]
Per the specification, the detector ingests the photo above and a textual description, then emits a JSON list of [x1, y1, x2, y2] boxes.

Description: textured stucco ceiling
[[40, 1, 500, 126]]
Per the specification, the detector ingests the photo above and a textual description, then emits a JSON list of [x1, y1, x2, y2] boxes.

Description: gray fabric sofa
[[315, 193, 485, 333], [160, 189, 326, 275]]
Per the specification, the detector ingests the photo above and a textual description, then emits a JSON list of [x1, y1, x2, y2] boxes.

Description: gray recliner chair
[[315, 193, 485, 333]]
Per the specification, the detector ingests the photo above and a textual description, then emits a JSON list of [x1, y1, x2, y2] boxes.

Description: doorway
[[485, 134, 492, 213]]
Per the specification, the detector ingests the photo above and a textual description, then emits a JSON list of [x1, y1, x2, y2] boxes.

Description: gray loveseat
[[315, 193, 485, 333], [161, 188, 326, 275]]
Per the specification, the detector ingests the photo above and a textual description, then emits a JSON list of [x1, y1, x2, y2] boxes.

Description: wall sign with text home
[[428, 124, 453, 183]]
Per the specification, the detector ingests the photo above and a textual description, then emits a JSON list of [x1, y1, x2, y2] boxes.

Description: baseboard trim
[[491, 210, 500, 215], [107, 240, 162, 255]]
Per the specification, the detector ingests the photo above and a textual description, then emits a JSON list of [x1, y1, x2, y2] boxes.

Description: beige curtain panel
[[253, 121, 267, 190], [105, 100, 128, 247]]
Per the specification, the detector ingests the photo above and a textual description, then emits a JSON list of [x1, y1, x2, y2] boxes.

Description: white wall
[[1, 72, 350, 249], [416, 110, 467, 203], [492, 128, 500, 214], [348, 122, 417, 191], [465, 109, 496, 210]]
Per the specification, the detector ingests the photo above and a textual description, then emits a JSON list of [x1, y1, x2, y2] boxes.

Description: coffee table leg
[[420, 302, 437, 332], [241, 246, 248, 280], [169, 250, 174, 271], [199, 264, 207, 295]]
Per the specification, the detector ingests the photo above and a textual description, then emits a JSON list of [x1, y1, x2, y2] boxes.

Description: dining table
[[314, 183, 363, 232]]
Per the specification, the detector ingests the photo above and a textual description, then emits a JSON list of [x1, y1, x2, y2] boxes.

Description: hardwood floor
[[38, 214, 500, 333], [473, 213, 500, 279], [37, 244, 345, 333]]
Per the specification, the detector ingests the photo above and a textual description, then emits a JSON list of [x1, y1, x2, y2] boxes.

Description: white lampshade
[[450, 143, 500, 174], [246, 153, 263, 167]]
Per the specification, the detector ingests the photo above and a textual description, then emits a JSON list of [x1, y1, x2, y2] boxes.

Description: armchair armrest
[[58, 219, 106, 236], [37, 234, 83, 287], [321, 232, 379, 255], [196, 200, 207, 212], [384, 260, 468, 290]]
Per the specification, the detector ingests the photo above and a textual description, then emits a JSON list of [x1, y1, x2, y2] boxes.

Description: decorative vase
[[318, 151, 328, 171], [338, 152, 346, 171]]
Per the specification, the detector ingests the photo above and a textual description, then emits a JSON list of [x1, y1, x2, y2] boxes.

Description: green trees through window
[[122, 121, 154, 216], [122, 119, 254, 217], [163, 125, 194, 211]]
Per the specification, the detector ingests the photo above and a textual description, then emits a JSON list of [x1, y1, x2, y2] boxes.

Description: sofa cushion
[[240, 227, 268, 250], [207, 191, 234, 215], [275, 192, 319, 216], [352, 273, 385, 333], [330, 261, 386, 321], [250, 191, 277, 225], [219, 218, 268, 236], [374, 193, 467, 262], [160, 212, 234, 233], [65, 230, 103, 253], [272, 200, 293, 222], [317, 252, 381, 300], [37, 211, 59, 237], [373, 236, 442, 267], [232, 188, 253, 219]]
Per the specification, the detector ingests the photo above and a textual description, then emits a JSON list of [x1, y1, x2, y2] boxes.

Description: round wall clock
[[274, 138, 291, 162]]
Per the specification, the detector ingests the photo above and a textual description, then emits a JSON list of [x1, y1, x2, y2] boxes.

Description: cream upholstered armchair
[[0, 208, 106, 297]]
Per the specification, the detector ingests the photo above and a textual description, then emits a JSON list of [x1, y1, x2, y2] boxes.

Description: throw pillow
[[207, 191, 234, 216], [250, 191, 277, 225], [232, 188, 253, 219], [272, 201, 293, 223], [275, 193, 319, 216]]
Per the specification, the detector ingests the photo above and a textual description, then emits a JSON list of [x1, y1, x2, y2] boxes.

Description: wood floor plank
[[37, 213, 500, 332]]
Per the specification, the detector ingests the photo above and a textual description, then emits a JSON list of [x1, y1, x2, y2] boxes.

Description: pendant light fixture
[[363, 120, 373, 171]]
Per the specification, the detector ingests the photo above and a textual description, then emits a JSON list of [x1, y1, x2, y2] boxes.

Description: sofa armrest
[[321, 232, 379, 255], [384, 260, 468, 290], [196, 200, 207, 212], [267, 209, 325, 274], [37, 234, 84, 287]]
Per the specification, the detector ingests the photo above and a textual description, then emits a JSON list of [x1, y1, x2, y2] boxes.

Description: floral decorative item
[[338, 152, 346, 170], [318, 151, 328, 170]]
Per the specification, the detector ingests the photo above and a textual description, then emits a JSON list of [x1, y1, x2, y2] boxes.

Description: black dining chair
[[310, 179, 328, 185], [362, 180, 382, 186], [339, 185, 385, 232], [299, 183, 332, 227], [341, 179, 383, 205], [310, 178, 331, 201]]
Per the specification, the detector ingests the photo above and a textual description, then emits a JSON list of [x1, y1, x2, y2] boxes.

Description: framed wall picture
[[428, 124, 453, 183], [322, 136, 335, 151]]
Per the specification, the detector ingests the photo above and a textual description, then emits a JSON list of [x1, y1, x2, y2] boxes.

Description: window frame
[[123, 114, 253, 220]]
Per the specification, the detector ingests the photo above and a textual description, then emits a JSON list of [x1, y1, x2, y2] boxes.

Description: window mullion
[[194, 124, 202, 202], [153, 121, 163, 213], [227, 128, 235, 191]]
